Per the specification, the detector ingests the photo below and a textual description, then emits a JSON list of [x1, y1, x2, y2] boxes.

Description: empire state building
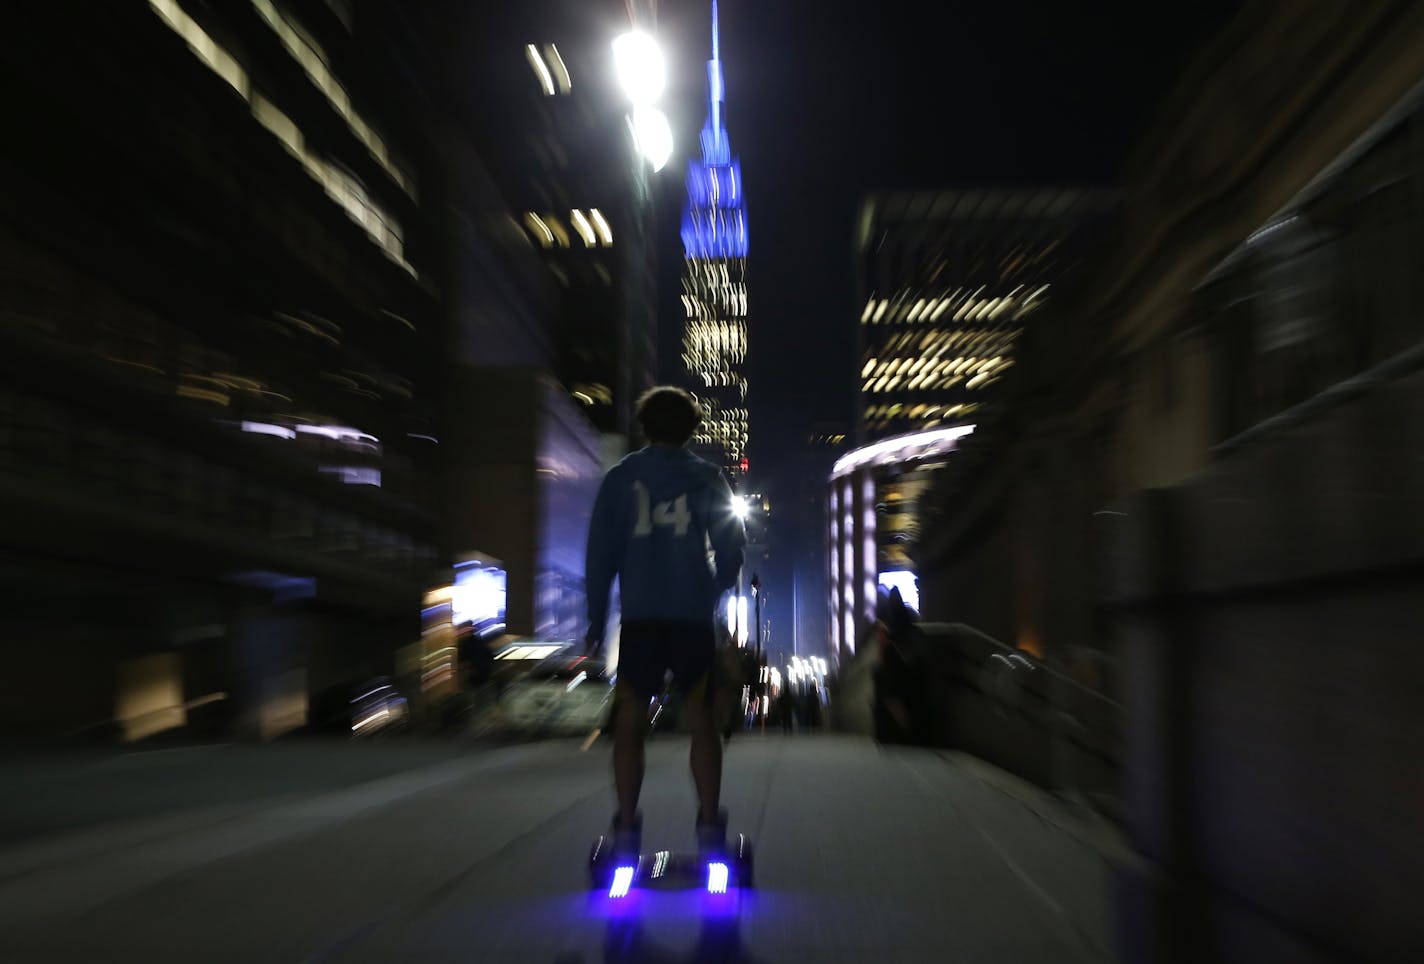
[[680, 0, 748, 477]]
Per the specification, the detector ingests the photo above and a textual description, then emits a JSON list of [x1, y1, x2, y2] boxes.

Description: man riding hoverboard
[[584, 387, 752, 894]]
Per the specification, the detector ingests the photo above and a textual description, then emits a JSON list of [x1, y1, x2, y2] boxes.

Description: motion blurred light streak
[[250, 0, 414, 195], [544, 44, 571, 94], [589, 208, 613, 245], [149, 1, 415, 271], [831, 425, 975, 479], [525, 44, 555, 96], [570, 209, 596, 247]]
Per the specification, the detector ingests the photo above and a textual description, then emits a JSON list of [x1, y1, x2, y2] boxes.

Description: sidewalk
[[0, 737, 485, 847], [0, 735, 1124, 962], [890, 746, 1129, 961]]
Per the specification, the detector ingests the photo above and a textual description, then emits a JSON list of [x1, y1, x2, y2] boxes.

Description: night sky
[[650, 0, 1242, 484]]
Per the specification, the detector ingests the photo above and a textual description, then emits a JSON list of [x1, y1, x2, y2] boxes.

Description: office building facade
[[449, 0, 659, 440], [422, 1, 661, 643], [828, 188, 1108, 658], [0, 0, 443, 740], [907, 6, 1424, 959], [855, 188, 1108, 443], [0, 0, 654, 740]]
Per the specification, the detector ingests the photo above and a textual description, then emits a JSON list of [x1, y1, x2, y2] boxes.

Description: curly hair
[[635, 386, 704, 445]]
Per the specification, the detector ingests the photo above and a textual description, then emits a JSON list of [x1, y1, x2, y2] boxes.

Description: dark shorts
[[616, 619, 717, 703]]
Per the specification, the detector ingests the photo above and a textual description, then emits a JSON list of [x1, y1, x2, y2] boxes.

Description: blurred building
[[0, 1, 442, 741], [681, 1, 750, 478], [740, 490, 771, 653], [437, 0, 658, 442], [854, 187, 1109, 444], [826, 426, 974, 662], [908, 4, 1424, 960], [792, 424, 847, 661], [740, 402, 845, 671], [0, 0, 655, 742], [828, 188, 1109, 659], [408, 0, 660, 647]]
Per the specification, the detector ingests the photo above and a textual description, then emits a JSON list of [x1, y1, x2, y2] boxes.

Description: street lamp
[[630, 106, 673, 172], [611, 31, 665, 104], [613, 30, 673, 172]]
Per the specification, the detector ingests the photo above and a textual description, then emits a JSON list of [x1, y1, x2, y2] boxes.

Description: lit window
[[253, 94, 302, 156], [148, 0, 249, 97], [544, 44, 572, 93], [524, 212, 555, 248], [589, 209, 613, 245], [150, 2, 413, 273], [251, 0, 415, 197], [525, 44, 555, 95], [569, 209, 596, 247]]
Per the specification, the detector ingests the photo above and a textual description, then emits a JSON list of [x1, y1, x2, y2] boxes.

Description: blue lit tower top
[[681, 0, 746, 259], [681, 0, 749, 476]]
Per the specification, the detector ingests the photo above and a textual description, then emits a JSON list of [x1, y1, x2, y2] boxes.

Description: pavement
[[0, 739, 483, 845], [0, 733, 1124, 963]]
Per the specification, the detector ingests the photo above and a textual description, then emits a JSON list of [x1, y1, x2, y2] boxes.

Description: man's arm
[[707, 470, 746, 594], [584, 470, 623, 647]]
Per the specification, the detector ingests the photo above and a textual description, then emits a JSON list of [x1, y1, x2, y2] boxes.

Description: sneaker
[[695, 806, 729, 856], [612, 811, 642, 860]]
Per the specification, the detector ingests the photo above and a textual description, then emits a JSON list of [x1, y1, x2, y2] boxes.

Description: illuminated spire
[[712, 0, 720, 62], [702, 0, 729, 168], [681, 0, 745, 259]]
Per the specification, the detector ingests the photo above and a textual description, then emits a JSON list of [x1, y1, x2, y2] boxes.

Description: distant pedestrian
[[806, 683, 823, 730], [873, 587, 919, 743]]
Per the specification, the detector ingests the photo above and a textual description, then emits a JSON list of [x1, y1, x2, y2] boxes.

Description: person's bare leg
[[684, 684, 722, 821], [613, 692, 646, 825]]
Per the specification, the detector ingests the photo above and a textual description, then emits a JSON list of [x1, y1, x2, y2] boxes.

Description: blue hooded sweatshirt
[[585, 445, 746, 639]]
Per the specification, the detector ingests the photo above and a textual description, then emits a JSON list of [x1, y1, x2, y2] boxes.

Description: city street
[[3, 4, 1419, 961], [0, 735, 1119, 963]]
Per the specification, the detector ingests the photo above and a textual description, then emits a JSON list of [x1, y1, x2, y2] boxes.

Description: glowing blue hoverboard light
[[609, 865, 636, 899], [706, 861, 729, 894]]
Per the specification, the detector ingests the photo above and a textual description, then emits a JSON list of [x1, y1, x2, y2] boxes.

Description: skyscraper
[[826, 188, 1110, 659], [681, 1, 749, 478], [455, 0, 659, 441], [432, 0, 660, 641], [855, 188, 1110, 444], [0, 1, 443, 739]]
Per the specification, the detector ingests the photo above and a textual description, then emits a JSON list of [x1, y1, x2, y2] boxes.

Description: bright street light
[[613, 30, 672, 171], [611, 31, 666, 104], [731, 495, 750, 520], [630, 105, 673, 172]]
